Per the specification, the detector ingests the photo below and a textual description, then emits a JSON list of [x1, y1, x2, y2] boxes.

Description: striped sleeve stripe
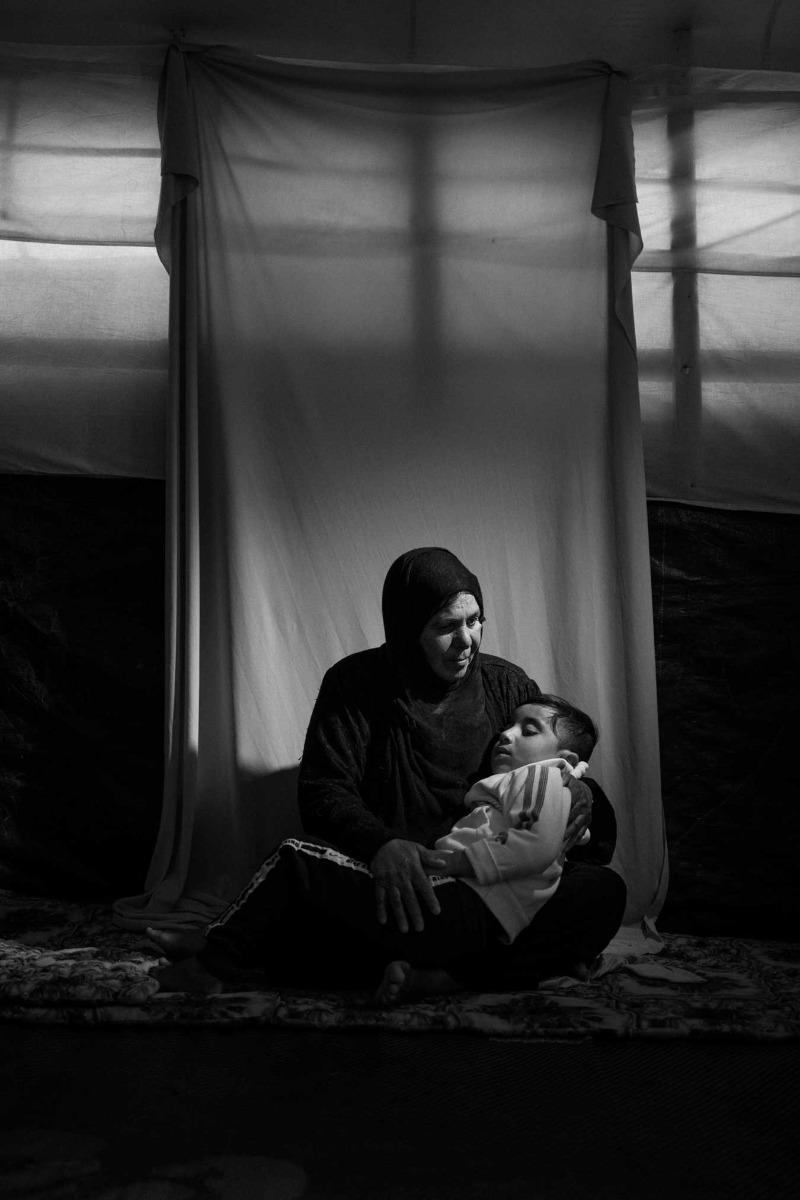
[[521, 766, 537, 825], [520, 763, 549, 826], [531, 766, 550, 823]]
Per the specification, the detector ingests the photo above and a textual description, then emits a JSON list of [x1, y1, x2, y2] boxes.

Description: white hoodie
[[434, 757, 588, 944]]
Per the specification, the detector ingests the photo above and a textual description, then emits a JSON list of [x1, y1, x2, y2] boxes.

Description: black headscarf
[[382, 547, 485, 695], [380, 548, 492, 811]]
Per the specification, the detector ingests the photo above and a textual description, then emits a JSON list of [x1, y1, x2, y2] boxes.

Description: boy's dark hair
[[522, 691, 599, 762]]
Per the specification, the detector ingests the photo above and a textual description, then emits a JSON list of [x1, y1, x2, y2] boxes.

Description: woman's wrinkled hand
[[370, 839, 446, 933], [563, 778, 593, 852]]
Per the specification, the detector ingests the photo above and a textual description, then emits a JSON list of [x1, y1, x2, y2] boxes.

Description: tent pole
[[668, 28, 702, 496]]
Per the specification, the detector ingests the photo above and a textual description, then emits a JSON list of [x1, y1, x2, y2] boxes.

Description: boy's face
[[490, 703, 562, 773]]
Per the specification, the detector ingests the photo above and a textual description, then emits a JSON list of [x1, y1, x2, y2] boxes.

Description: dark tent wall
[[648, 504, 798, 937], [1, 1, 799, 936], [0, 479, 164, 897]]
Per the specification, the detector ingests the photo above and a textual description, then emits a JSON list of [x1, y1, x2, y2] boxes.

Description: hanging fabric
[[114, 47, 665, 939]]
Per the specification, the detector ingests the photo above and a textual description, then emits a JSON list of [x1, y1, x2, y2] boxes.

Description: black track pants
[[198, 838, 627, 991], [198, 837, 498, 982]]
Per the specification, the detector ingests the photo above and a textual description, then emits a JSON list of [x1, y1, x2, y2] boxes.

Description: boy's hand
[[555, 751, 582, 784], [563, 778, 593, 851], [430, 848, 473, 878]]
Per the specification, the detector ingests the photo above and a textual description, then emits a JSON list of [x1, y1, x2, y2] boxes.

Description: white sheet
[[114, 49, 666, 933]]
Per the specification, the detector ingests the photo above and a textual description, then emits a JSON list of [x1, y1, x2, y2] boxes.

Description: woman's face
[[418, 592, 483, 682]]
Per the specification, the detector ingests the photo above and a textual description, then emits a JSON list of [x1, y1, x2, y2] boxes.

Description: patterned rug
[[1, 888, 798, 1039]]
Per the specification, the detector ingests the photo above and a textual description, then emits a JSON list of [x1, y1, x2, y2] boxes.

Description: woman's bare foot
[[146, 926, 208, 962], [149, 956, 223, 995], [375, 961, 461, 1007]]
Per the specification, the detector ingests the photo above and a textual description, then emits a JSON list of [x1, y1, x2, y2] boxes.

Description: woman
[[151, 547, 624, 992], [297, 546, 625, 986]]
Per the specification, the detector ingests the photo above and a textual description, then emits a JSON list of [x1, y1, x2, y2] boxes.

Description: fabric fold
[[154, 44, 202, 272], [591, 70, 643, 356]]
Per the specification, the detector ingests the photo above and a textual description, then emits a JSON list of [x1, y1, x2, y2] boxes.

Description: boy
[[149, 694, 601, 1001], [377, 693, 597, 1002]]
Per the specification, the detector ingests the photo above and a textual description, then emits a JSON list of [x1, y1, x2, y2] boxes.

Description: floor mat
[[1, 888, 798, 1039]]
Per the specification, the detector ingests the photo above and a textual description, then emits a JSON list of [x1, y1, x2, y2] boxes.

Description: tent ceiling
[[3, 0, 799, 72]]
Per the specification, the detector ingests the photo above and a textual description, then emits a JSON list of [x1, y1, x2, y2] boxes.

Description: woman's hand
[[563, 778, 593, 852], [370, 839, 446, 933]]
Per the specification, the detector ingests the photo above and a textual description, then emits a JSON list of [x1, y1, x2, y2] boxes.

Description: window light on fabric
[[0, 44, 168, 476], [632, 68, 800, 514]]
